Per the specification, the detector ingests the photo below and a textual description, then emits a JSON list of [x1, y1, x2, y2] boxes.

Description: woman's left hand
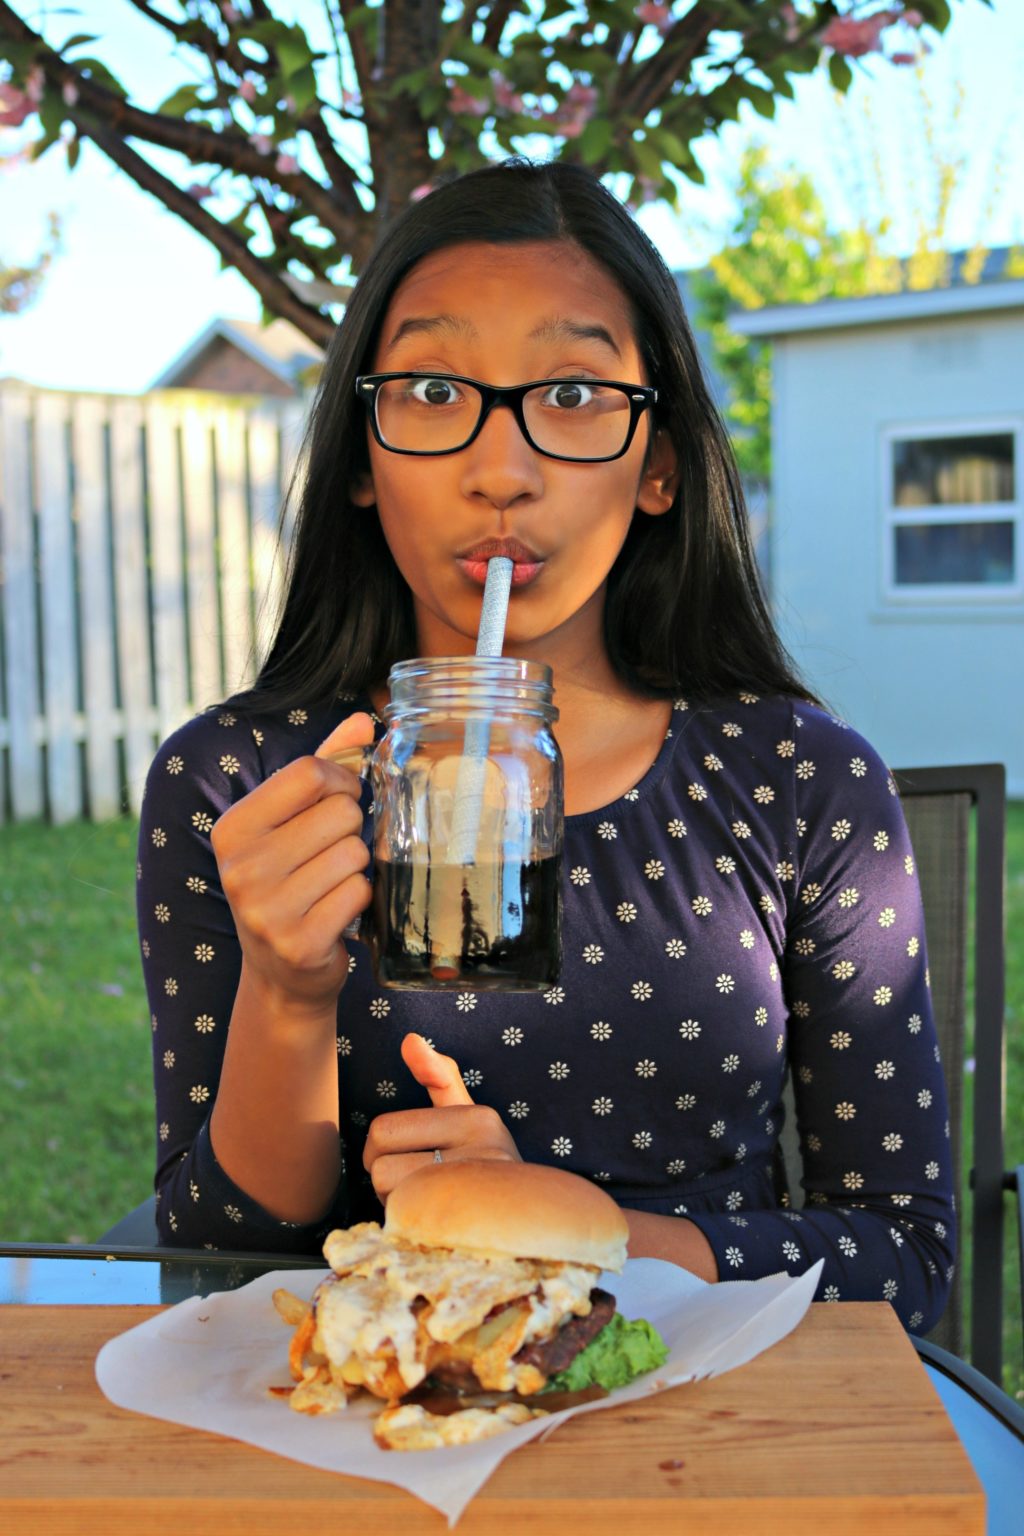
[[363, 1033, 522, 1202]]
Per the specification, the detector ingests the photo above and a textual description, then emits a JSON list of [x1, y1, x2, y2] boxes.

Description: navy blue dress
[[138, 689, 956, 1334]]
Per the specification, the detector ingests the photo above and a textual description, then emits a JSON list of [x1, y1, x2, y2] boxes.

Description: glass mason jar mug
[[330, 657, 563, 991]]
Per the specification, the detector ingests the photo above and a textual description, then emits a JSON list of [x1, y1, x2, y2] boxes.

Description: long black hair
[[225, 157, 821, 713]]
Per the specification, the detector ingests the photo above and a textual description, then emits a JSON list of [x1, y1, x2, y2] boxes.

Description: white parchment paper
[[95, 1256, 823, 1526]]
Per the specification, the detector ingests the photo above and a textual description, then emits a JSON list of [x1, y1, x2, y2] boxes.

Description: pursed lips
[[455, 538, 545, 588]]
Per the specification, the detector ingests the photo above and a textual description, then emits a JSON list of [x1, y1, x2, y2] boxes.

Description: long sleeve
[[137, 705, 348, 1251], [684, 707, 956, 1332]]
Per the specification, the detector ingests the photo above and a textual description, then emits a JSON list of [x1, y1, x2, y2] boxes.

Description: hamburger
[[271, 1160, 668, 1450]]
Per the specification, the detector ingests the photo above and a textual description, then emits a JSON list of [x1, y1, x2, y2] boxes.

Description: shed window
[[886, 426, 1021, 598]]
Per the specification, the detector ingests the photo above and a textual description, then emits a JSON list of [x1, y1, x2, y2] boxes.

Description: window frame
[[880, 417, 1023, 605]]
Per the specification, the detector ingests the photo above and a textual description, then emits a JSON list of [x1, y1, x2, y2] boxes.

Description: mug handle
[[316, 742, 375, 939]]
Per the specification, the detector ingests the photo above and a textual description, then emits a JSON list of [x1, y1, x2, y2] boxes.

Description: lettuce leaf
[[542, 1312, 669, 1394]]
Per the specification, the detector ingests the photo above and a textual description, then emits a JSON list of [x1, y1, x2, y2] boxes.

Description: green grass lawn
[[1, 806, 1022, 1393], [0, 819, 153, 1243]]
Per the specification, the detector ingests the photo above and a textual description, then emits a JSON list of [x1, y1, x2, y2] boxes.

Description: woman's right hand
[[210, 711, 377, 1014]]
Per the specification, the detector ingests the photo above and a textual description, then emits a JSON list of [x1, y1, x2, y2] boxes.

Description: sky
[[1, 0, 1022, 394]]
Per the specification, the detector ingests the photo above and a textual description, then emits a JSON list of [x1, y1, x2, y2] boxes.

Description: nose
[[458, 399, 544, 511]]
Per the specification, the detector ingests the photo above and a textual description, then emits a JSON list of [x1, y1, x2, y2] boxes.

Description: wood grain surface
[[0, 1300, 983, 1535]]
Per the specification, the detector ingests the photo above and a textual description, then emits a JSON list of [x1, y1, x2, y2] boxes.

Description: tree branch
[[76, 102, 337, 347], [612, 9, 722, 121], [370, 0, 435, 224], [125, 0, 265, 83], [481, 0, 518, 54], [336, 0, 374, 103], [0, 0, 363, 231]]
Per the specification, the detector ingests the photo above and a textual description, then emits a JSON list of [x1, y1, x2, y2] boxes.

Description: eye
[[408, 376, 461, 405], [541, 381, 595, 410]]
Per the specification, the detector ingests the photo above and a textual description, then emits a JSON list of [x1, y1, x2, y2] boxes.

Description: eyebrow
[[528, 316, 622, 358], [382, 312, 622, 358], [383, 314, 479, 352]]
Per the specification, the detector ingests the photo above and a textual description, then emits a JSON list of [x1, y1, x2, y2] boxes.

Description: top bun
[[384, 1160, 629, 1272]]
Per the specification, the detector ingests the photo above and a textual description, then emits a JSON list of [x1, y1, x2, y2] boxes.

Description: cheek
[[371, 464, 451, 578]]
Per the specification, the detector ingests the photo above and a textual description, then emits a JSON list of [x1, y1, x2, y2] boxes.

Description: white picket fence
[[0, 382, 307, 824]]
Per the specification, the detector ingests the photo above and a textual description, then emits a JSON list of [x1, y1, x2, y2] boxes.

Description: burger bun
[[384, 1160, 629, 1272]]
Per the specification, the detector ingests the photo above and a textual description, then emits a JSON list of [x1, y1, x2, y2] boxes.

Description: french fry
[[272, 1287, 311, 1327], [288, 1311, 318, 1381]]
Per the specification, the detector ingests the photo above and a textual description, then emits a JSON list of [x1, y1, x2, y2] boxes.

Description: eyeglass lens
[[374, 377, 633, 458]]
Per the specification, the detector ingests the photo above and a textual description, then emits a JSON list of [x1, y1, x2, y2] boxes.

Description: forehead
[[378, 240, 638, 354]]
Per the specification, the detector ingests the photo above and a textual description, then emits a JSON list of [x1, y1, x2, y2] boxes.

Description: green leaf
[[60, 33, 100, 53], [744, 85, 776, 120], [448, 39, 504, 73], [65, 133, 80, 170], [30, 126, 62, 162], [155, 83, 209, 117], [703, 78, 745, 124], [828, 54, 854, 94], [630, 135, 663, 182], [71, 56, 126, 95], [451, 72, 490, 99], [650, 125, 692, 163], [341, 5, 375, 32], [577, 116, 613, 166], [763, 68, 795, 102], [419, 83, 447, 118], [913, 0, 952, 28], [0, 40, 38, 72], [286, 63, 319, 115], [38, 90, 65, 139]]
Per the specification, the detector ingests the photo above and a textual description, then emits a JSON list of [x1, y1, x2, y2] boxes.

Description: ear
[[349, 469, 376, 507], [635, 429, 679, 517]]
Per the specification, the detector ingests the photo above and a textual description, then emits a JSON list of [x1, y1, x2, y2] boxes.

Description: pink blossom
[[565, 82, 598, 108], [239, 78, 257, 104], [25, 65, 45, 104], [0, 83, 33, 127], [249, 132, 273, 154], [222, 3, 241, 21], [491, 73, 523, 113], [187, 183, 213, 200], [62, 80, 79, 107], [903, 9, 924, 25], [636, 2, 673, 35], [341, 89, 361, 111], [548, 79, 597, 139], [889, 51, 918, 66], [448, 82, 489, 117], [779, 2, 801, 42], [819, 14, 892, 58], [275, 151, 299, 175], [409, 183, 433, 201]]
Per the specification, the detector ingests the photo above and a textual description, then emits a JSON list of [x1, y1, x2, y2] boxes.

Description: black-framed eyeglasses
[[355, 372, 658, 463]]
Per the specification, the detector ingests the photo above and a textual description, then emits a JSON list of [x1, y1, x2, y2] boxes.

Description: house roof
[[149, 316, 324, 389], [729, 246, 1024, 339]]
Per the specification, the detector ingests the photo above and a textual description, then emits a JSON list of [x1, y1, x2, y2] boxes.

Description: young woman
[[138, 158, 954, 1334]]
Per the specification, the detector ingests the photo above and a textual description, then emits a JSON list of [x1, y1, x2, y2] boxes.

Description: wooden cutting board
[[0, 1301, 982, 1534]]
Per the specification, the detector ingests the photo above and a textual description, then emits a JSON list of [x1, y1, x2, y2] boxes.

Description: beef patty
[[426, 1287, 616, 1391]]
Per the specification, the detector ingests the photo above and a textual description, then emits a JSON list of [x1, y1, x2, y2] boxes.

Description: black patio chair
[[780, 762, 1020, 1387]]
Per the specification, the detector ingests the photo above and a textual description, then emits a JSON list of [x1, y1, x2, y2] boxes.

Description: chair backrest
[[779, 764, 1007, 1377]]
